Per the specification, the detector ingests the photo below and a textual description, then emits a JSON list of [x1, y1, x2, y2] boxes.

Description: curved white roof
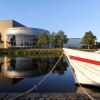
[[6, 27, 50, 35]]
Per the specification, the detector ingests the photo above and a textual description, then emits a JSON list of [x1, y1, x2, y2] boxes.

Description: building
[[63, 38, 83, 48], [7, 27, 50, 47], [0, 20, 50, 48], [0, 20, 25, 48]]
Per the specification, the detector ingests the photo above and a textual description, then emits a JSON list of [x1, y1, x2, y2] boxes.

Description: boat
[[63, 48, 100, 87]]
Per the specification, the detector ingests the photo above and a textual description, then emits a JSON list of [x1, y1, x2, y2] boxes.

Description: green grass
[[0, 48, 63, 57]]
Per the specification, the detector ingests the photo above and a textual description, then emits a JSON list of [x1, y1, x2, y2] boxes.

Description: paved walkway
[[0, 93, 100, 100]]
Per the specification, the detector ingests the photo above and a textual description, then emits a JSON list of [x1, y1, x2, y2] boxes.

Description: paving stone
[[0, 93, 99, 100]]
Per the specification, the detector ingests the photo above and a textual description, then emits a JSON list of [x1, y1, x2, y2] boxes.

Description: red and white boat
[[63, 48, 100, 87]]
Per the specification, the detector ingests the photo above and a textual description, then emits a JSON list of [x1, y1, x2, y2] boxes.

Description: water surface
[[0, 56, 99, 93]]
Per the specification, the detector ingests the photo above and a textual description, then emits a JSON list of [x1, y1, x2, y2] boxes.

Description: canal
[[0, 56, 99, 93]]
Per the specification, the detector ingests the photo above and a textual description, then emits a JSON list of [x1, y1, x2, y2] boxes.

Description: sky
[[0, 0, 100, 41]]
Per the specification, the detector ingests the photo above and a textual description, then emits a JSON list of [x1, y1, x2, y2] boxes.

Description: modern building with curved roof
[[7, 27, 50, 47], [0, 20, 50, 48]]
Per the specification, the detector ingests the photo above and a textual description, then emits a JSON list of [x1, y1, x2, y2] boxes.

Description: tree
[[0, 33, 1, 42], [32, 37, 38, 47], [56, 30, 68, 48], [37, 32, 49, 48], [10, 35, 16, 47], [49, 32, 55, 48], [0, 33, 4, 44], [82, 31, 96, 49]]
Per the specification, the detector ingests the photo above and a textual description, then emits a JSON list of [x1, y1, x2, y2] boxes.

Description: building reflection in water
[[0, 57, 23, 85], [0, 56, 67, 85]]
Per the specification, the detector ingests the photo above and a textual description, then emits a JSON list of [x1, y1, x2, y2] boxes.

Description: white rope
[[64, 52, 94, 100], [9, 52, 64, 100]]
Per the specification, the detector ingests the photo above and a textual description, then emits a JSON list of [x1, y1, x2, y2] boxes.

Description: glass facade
[[63, 38, 83, 48], [7, 27, 49, 47]]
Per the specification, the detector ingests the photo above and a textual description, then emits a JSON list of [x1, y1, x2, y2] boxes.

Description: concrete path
[[0, 93, 100, 100]]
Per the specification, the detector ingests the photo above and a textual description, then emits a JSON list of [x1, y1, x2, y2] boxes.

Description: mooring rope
[[64, 51, 94, 100], [9, 52, 64, 100]]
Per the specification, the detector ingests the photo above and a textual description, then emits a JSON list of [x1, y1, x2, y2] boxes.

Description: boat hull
[[63, 48, 100, 87]]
